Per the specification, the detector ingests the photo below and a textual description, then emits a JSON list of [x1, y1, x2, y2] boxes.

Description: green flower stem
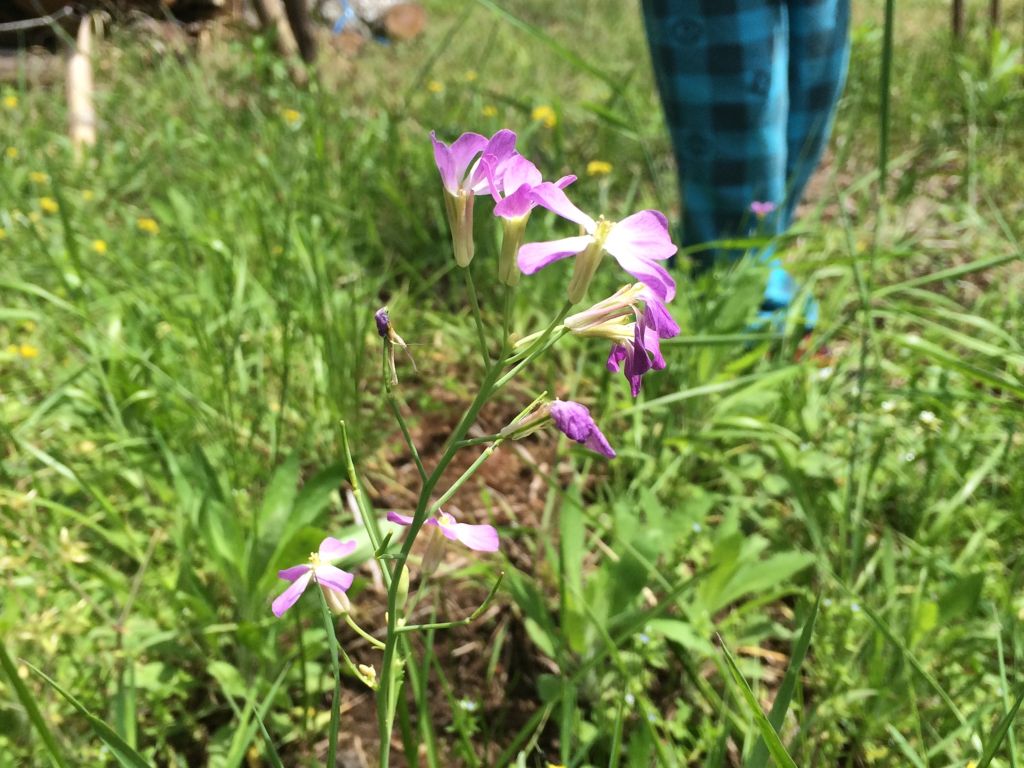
[[456, 433, 503, 447], [316, 587, 343, 768], [375, 297, 568, 766], [345, 614, 386, 650], [377, 356, 503, 767], [341, 420, 390, 587], [429, 438, 505, 515], [395, 572, 504, 634], [501, 283, 515, 349], [382, 344, 427, 482], [464, 266, 490, 366], [496, 326, 569, 391]]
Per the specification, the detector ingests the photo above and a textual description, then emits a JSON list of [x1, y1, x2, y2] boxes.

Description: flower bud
[[321, 584, 351, 616], [358, 663, 377, 686], [395, 564, 410, 613]]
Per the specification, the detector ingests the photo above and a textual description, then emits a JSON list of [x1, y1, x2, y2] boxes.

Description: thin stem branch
[[396, 573, 504, 634], [316, 589, 342, 768], [345, 614, 386, 650], [464, 266, 490, 366], [383, 344, 427, 482], [430, 439, 505, 514]]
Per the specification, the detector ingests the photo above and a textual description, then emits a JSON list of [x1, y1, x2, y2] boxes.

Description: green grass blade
[[26, 663, 153, 768], [873, 252, 1021, 298], [976, 686, 1024, 768], [719, 639, 798, 768], [474, 0, 618, 88], [0, 643, 71, 768], [747, 595, 820, 768]]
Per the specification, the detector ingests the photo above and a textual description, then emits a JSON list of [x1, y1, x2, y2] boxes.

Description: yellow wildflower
[[586, 160, 613, 176], [3, 94, 17, 109], [281, 108, 302, 124], [137, 217, 160, 235], [427, 80, 444, 94], [29, 171, 48, 184], [531, 105, 557, 128], [91, 239, 108, 254], [5, 147, 17, 159], [0, 227, 6, 240], [39, 197, 59, 214], [82, 189, 94, 201], [464, 69, 478, 82], [482, 105, 498, 117], [18, 344, 39, 359]]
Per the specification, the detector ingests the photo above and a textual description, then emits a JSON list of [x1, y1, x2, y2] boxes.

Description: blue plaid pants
[[642, 0, 851, 325]]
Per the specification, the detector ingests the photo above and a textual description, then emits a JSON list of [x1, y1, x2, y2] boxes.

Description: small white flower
[[881, 400, 896, 413], [919, 410, 938, 426], [817, 366, 834, 381], [903, 451, 917, 462], [850, 602, 861, 613], [823, 598, 833, 608], [458, 699, 479, 713], [691, 522, 702, 533], [624, 693, 636, 706]]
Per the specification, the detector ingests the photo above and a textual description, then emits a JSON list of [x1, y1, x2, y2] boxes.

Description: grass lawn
[[2, 1, 1024, 765]]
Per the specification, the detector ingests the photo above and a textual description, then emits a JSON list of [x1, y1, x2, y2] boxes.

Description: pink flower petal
[[613, 253, 676, 302], [530, 183, 596, 232], [278, 564, 311, 581], [451, 523, 500, 552], [642, 293, 680, 338], [431, 131, 487, 193], [387, 511, 415, 526], [318, 537, 358, 562], [494, 184, 534, 219], [313, 563, 355, 593], [272, 570, 312, 617], [517, 235, 593, 275], [498, 153, 542, 194], [603, 210, 677, 262]]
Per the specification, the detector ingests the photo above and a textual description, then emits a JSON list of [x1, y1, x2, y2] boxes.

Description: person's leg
[[641, 0, 788, 269], [782, 0, 851, 227]]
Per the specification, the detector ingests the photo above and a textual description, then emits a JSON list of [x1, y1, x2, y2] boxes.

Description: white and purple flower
[[564, 284, 680, 396], [517, 184, 677, 303], [431, 129, 518, 267], [387, 510, 499, 552], [271, 536, 357, 618], [484, 155, 576, 286]]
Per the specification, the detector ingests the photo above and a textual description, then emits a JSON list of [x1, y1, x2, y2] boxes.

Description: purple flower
[[562, 284, 679, 396], [487, 154, 575, 220], [374, 307, 390, 338], [431, 129, 518, 267], [271, 536, 357, 617], [387, 510, 499, 552], [750, 200, 776, 218], [517, 184, 677, 303], [549, 400, 615, 458], [482, 153, 575, 286]]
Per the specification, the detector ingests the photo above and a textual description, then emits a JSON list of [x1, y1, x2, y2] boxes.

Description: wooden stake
[[67, 15, 96, 161]]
